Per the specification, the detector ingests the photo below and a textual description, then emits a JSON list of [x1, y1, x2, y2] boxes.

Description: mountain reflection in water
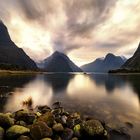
[[0, 73, 140, 140]]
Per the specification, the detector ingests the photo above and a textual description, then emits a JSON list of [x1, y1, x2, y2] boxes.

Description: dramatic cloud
[[0, 0, 140, 65]]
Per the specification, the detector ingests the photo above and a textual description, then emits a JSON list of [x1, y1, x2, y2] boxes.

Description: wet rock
[[37, 105, 51, 114], [109, 129, 131, 140], [37, 112, 54, 127], [17, 135, 31, 140], [62, 128, 74, 140], [0, 113, 14, 128], [125, 122, 133, 129], [72, 137, 78, 140], [82, 119, 105, 136], [16, 121, 26, 126], [53, 135, 62, 140], [0, 127, 4, 140], [41, 138, 52, 140], [6, 125, 30, 139], [63, 112, 70, 116], [52, 102, 62, 109], [52, 109, 62, 116], [67, 113, 81, 128], [15, 109, 36, 124], [73, 124, 81, 137], [36, 112, 42, 117], [61, 115, 67, 124], [30, 121, 53, 140], [53, 123, 64, 132]]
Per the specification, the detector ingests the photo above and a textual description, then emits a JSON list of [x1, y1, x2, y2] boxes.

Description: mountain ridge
[[37, 51, 82, 72], [121, 43, 140, 69], [0, 20, 37, 70], [81, 53, 127, 73]]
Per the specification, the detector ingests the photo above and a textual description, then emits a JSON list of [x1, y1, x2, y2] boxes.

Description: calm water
[[0, 73, 140, 140]]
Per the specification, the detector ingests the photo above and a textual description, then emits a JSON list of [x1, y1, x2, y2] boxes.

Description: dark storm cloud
[[65, 0, 116, 37], [18, 0, 42, 20], [0, 0, 140, 64], [11, 0, 117, 53]]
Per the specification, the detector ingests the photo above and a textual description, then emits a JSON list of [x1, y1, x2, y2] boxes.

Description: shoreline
[[0, 102, 132, 140], [0, 69, 140, 76]]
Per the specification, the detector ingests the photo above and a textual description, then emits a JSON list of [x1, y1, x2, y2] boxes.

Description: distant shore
[[108, 69, 140, 74], [0, 70, 44, 75]]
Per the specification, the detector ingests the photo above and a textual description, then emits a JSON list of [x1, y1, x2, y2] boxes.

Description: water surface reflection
[[0, 73, 140, 140]]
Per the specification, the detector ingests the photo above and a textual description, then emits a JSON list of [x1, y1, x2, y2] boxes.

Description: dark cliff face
[[0, 20, 37, 70], [39, 51, 82, 72], [122, 43, 140, 69], [81, 53, 126, 73], [0, 21, 12, 45]]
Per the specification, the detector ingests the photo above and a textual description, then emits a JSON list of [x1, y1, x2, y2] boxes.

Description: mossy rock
[[73, 124, 81, 137], [82, 120, 104, 136], [0, 113, 14, 128], [15, 109, 36, 124], [37, 112, 54, 127], [6, 125, 30, 139], [30, 121, 53, 140]]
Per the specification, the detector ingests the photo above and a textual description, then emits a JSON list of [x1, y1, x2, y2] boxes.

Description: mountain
[[0, 20, 37, 70], [121, 43, 140, 70], [81, 53, 127, 73], [38, 51, 82, 72]]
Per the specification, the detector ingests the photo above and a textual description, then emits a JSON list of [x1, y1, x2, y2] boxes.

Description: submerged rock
[[0, 113, 14, 128], [52, 102, 62, 109], [109, 129, 131, 140], [6, 125, 30, 139], [30, 121, 53, 140], [125, 122, 133, 129], [82, 119, 105, 136]]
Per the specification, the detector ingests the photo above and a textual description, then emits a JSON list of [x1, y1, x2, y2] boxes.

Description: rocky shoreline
[[0, 102, 131, 140]]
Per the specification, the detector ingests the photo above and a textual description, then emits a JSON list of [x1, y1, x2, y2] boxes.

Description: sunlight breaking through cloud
[[0, 0, 140, 65]]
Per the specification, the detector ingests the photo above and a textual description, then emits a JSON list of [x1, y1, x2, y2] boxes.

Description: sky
[[0, 0, 140, 66]]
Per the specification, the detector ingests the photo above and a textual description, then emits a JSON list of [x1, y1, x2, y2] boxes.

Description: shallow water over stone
[[0, 73, 140, 140]]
